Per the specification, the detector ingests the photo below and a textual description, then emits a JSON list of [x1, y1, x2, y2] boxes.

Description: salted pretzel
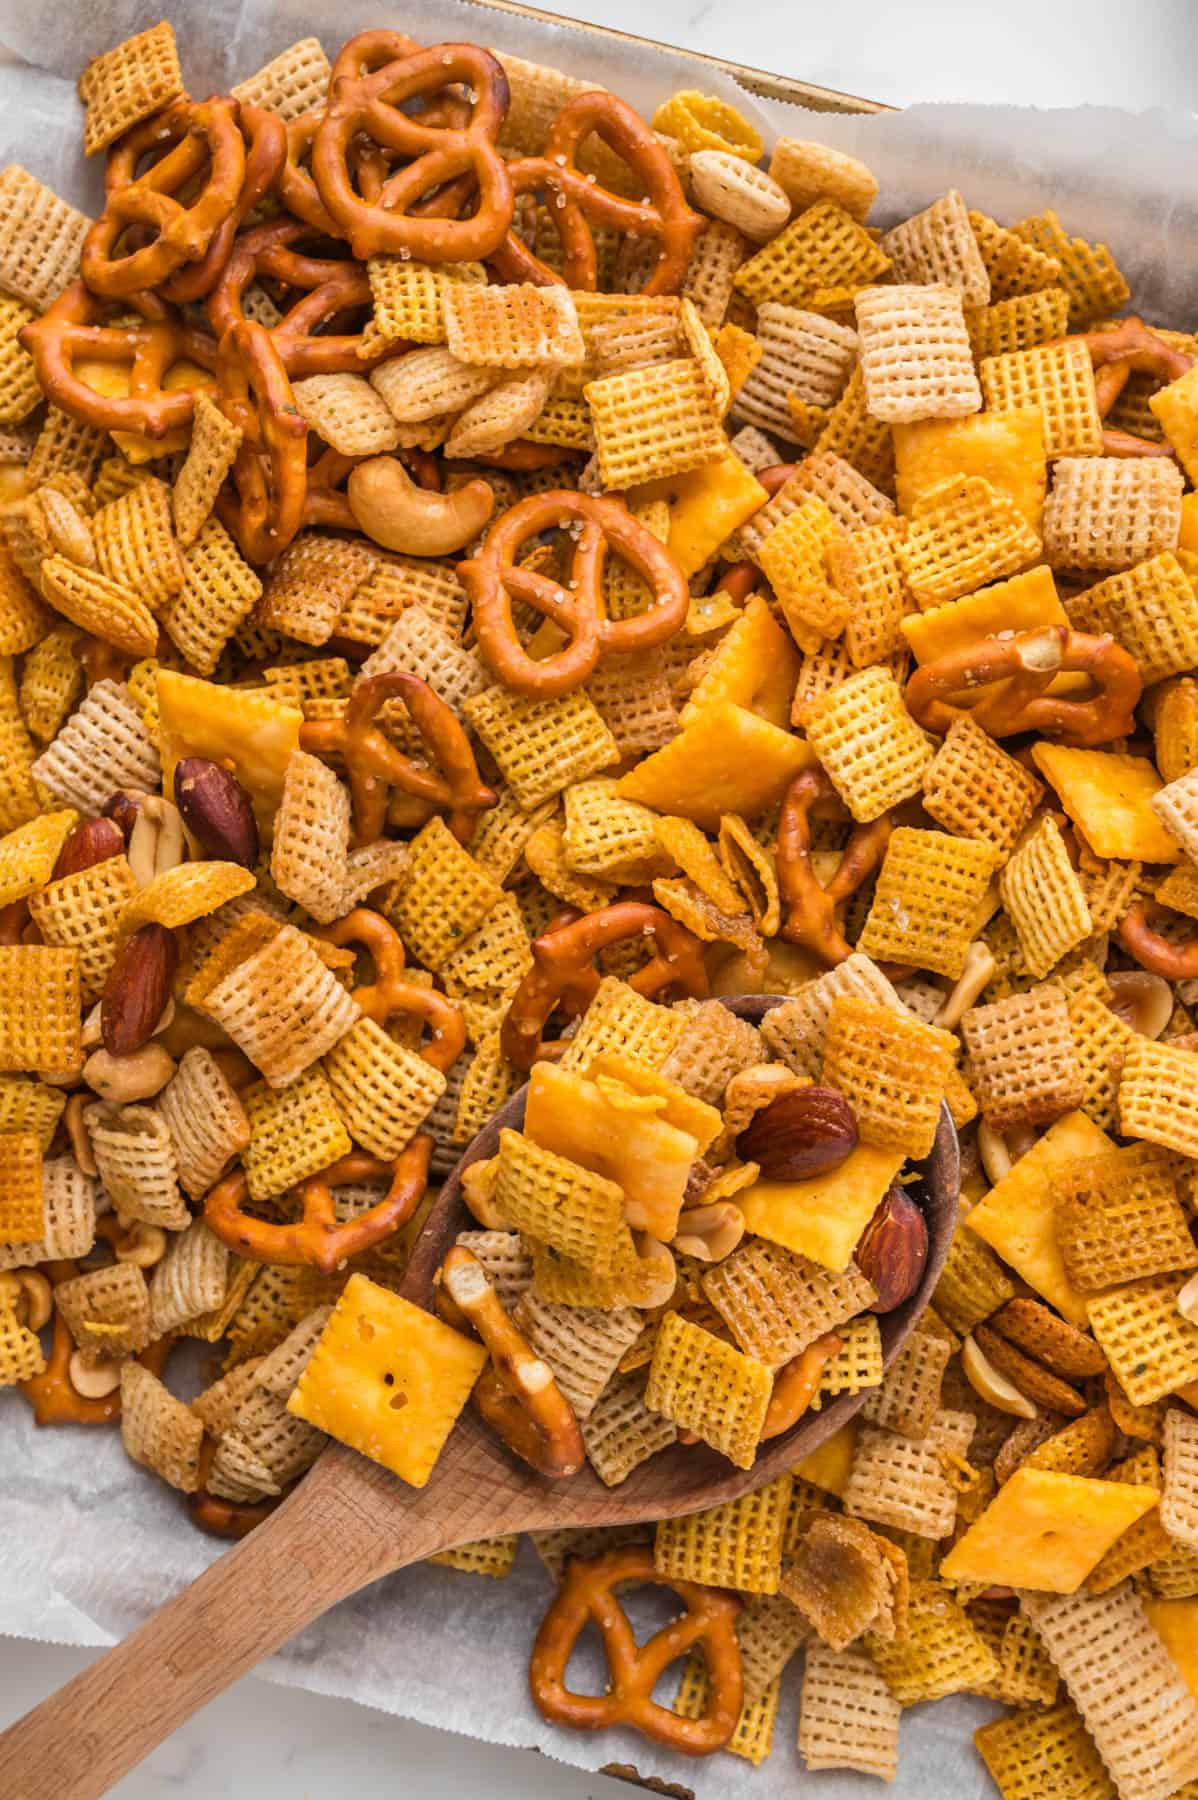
[[1065, 316, 1194, 458], [315, 907, 466, 1068], [18, 1262, 172, 1426], [459, 490, 690, 697], [207, 217, 386, 377], [311, 34, 514, 262], [299, 669, 496, 847], [500, 900, 709, 1070], [81, 96, 247, 299], [205, 1139, 433, 1271], [904, 624, 1142, 747], [438, 1246, 584, 1479], [302, 444, 360, 531], [160, 104, 288, 304], [215, 318, 309, 564], [492, 91, 704, 296], [776, 767, 893, 966], [188, 1439, 284, 1540], [20, 280, 219, 438], [530, 1546, 743, 1754], [760, 1331, 842, 1441], [1118, 901, 1198, 980]]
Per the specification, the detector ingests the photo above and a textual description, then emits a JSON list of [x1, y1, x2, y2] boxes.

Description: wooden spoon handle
[[0, 1451, 457, 1800]]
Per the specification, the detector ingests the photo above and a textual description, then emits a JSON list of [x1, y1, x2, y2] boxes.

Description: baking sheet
[[0, 2, 1191, 1792]]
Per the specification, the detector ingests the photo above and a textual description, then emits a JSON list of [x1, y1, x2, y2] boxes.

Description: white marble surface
[[3, 3, 1196, 1795]]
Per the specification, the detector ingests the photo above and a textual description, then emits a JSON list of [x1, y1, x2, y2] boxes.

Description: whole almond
[[52, 816, 125, 880], [174, 758, 259, 869], [101, 923, 179, 1056], [856, 1182, 928, 1313], [737, 1085, 859, 1180]]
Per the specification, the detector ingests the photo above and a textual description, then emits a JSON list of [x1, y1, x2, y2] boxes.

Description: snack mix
[[2, 16, 1198, 1792]]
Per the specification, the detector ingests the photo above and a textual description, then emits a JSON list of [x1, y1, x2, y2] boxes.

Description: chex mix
[[0, 15, 1197, 1791]]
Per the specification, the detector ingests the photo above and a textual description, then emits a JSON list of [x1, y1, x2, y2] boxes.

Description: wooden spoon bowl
[[0, 996, 958, 1799]]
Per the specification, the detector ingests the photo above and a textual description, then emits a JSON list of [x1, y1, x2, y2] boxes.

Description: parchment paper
[[0, 4, 1191, 1792]]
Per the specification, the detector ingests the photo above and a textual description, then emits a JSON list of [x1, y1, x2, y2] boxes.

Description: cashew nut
[[978, 1119, 1038, 1188], [672, 1202, 746, 1262], [106, 1219, 168, 1268], [127, 795, 187, 888], [1180, 1270, 1198, 1325], [0, 1270, 52, 1330], [82, 1043, 177, 1103], [64, 1092, 98, 1175], [68, 1349, 122, 1398], [347, 455, 494, 556], [1106, 969, 1174, 1041], [460, 1155, 509, 1231], [935, 942, 997, 1030]]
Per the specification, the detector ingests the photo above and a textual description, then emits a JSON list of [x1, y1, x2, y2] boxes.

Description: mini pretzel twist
[[459, 490, 690, 697], [492, 91, 705, 296], [311, 35, 515, 262], [904, 624, 1142, 747], [760, 1331, 842, 1441], [81, 96, 248, 299], [204, 1139, 433, 1271], [1065, 316, 1195, 458], [20, 280, 219, 438], [299, 669, 497, 847], [500, 900, 709, 1070], [1118, 901, 1198, 980], [438, 1245, 584, 1479], [207, 217, 387, 376], [315, 906, 466, 1070], [214, 318, 309, 564], [530, 1546, 743, 1754], [188, 1438, 285, 1540], [302, 444, 361, 532], [160, 103, 288, 304], [776, 768, 893, 966]]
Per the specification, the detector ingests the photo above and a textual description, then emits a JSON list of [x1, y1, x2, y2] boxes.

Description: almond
[[736, 1084, 858, 1180], [856, 1182, 928, 1313], [51, 816, 125, 879], [174, 757, 259, 869], [101, 923, 178, 1056], [102, 790, 147, 842]]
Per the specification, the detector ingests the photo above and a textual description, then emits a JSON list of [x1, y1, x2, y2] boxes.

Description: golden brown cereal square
[[822, 994, 954, 1157]]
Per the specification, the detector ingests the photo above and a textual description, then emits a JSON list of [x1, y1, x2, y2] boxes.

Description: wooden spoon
[[0, 996, 958, 1798]]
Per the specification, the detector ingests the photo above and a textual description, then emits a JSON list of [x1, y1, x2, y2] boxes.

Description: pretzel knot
[[81, 96, 248, 300], [315, 906, 466, 1069], [530, 1547, 743, 1754], [311, 35, 514, 262], [214, 318, 309, 564], [492, 92, 705, 296], [1118, 901, 1198, 980], [204, 1140, 433, 1271], [21, 279, 219, 438], [207, 217, 387, 377], [500, 900, 709, 1071], [189, 1438, 284, 1540], [776, 768, 893, 966], [161, 103, 288, 305], [904, 624, 1142, 747], [299, 670, 497, 848], [459, 490, 690, 697], [1067, 316, 1195, 459], [438, 1246, 584, 1479]]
